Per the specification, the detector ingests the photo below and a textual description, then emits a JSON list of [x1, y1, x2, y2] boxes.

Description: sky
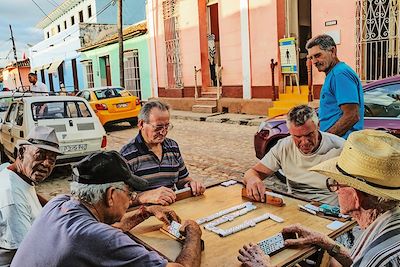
[[0, 0, 64, 67]]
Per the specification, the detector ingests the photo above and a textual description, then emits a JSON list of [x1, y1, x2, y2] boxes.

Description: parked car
[[76, 87, 141, 127], [0, 91, 32, 121], [255, 76, 400, 159], [0, 96, 107, 165]]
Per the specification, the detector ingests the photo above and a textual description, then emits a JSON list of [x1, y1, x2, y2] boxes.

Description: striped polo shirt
[[351, 206, 400, 267], [120, 132, 189, 190]]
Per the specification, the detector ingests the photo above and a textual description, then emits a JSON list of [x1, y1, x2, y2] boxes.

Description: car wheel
[[128, 118, 138, 128]]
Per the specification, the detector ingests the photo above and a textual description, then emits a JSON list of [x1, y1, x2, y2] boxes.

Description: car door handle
[[69, 120, 73, 127]]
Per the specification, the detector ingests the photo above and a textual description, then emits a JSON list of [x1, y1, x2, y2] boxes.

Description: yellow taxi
[[77, 87, 141, 126]]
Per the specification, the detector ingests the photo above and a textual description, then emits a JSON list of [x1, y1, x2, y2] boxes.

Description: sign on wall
[[279, 37, 298, 74]]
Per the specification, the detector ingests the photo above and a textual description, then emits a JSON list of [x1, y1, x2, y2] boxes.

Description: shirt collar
[[135, 131, 168, 153]]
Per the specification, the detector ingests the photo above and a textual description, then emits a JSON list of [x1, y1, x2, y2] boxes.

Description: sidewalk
[[171, 110, 268, 126]]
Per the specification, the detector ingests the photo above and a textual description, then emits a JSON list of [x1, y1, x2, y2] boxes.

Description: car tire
[[128, 118, 138, 128]]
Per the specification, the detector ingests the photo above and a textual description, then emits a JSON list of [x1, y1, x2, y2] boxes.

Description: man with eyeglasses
[[306, 34, 364, 139], [239, 130, 400, 267], [0, 126, 61, 266], [11, 151, 203, 267], [120, 100, 205, 206]]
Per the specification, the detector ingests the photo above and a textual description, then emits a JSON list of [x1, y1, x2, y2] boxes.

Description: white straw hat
[[310, 129, 400, 200]]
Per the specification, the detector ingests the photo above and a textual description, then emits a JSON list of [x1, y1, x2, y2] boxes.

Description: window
[[31, 101, 92, 121], [364, 83, 400, 117], [124, 50, 142, 98], [83, 61, 94, 88], [94, 88, 125, 100], [79, 10, 84, 22], [5, 103, 17, 123], [0, 98, 13, 112], [64, 20, 67, 29], [88, 5, 92, 18], [57, 25, 61, 33], [71, 15, 75, 25], [15, 104, 24, 126]]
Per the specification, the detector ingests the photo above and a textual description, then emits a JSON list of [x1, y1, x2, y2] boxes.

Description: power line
[[31, 0, 54, 23]]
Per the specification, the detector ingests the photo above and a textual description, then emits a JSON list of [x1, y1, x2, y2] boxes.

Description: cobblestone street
[[37, 119, 261, 199]]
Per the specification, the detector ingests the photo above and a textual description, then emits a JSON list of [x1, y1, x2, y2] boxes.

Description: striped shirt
[[351, 207, 400, 267], [120, 132, 189, 190]]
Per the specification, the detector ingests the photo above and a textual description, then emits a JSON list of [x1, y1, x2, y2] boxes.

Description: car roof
[[81, 86, 125, 91], [20, 95, 86, 103], [0, 91, 32, 98], [364, 75, 400, 90]]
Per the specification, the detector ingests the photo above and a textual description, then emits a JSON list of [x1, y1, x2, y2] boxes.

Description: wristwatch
[[328, 243, 341, 256]]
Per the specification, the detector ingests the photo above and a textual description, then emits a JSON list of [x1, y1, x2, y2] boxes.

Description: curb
[[171, 112, 267, 126]]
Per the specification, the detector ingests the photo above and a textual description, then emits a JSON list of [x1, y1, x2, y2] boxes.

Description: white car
[[0, 91, 32, 121], [0, 96, 107, 165]]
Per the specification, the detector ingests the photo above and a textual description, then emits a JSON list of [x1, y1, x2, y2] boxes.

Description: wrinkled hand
[[138, 187, 176, 206], [186, 180, 206, 196], [179, 220, 202, 238], [238, 243, 272, 267], [282, 224, 329, 249], [246, 176, 266, 202], [145, 205, 181, 225]]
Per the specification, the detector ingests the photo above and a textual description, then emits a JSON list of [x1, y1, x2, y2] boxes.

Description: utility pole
[[117, 0, 124, 88], [9, 25, 24, 91]]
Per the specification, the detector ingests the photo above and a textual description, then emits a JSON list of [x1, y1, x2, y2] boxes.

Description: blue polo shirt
[[120, 132, 189, 190], [319, 62, 364, 139]]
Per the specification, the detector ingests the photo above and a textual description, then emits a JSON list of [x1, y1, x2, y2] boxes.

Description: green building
[[79, 22, 151, 100]]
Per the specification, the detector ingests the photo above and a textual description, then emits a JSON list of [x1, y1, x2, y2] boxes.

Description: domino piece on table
[[220, 180, 238, 187], [258, 233, 285, 255], [268, 213, 284, 223]]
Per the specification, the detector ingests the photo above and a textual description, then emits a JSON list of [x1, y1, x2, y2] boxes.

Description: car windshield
[[0, 97, 13, 112], [94, 88, 130, 100], [31, 101, 92, 120], [364, 83, 400, 117]]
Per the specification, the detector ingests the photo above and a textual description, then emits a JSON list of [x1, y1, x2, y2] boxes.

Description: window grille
[[356, 0, 400, 82], [163, 0, 183, 89], [83, 61, 94, 88], [124, 50, 142, 99]]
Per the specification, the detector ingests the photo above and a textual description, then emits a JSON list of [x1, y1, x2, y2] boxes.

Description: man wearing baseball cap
[[238, 129, 400, 267], [0, 126, 61, 266], [12, 151, 203, 267]]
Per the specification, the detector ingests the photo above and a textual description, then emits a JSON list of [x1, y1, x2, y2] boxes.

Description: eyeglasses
[[145, 122, 173, 132], [116, 187, 137, 200], [326, 178, 349, 192]]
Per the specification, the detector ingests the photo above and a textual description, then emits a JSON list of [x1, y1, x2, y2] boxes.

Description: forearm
[[327, 109, 360, 137], [175, 233, 202, 267], [243, 169, 266, 184], [176, 177, 192, 189], [113, 206, 151, 232], [319, 237, 353, 267]]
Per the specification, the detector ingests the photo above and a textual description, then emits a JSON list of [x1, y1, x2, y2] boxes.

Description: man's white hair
[[70, 181, 125, 204], [286, 105, 319, 129]]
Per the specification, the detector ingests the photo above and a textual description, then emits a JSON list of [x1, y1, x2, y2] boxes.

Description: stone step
[[195, 98, 218, 106], [268, 107, 291, 117], [272, 100, 308, 108], [279, 93, 309, 101], [192, 104, 217, 113]]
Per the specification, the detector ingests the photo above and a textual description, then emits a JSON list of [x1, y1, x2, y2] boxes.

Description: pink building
[[2, 59, 31, 91], [147, 0, 400, 115]]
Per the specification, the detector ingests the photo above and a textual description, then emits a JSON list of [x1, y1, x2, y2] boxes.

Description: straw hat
[[310, 129, 400, 200]]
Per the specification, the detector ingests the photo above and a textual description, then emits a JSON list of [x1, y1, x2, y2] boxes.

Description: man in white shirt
[[243, 105, 345, 205], [0, 126, 61, 266], [28, 73, 49, 96]]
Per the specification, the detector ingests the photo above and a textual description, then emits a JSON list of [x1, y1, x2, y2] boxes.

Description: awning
[[47, 60, 63, 73]]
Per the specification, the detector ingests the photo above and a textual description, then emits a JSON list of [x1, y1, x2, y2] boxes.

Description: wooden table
[[130, 183, 355, 267]]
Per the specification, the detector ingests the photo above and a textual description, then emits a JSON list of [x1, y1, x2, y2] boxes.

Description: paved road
[[37, 119, 262, 199]]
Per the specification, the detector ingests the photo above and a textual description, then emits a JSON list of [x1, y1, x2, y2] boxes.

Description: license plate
[[116, 103, 128, 108], [60, 144, 87, 153]]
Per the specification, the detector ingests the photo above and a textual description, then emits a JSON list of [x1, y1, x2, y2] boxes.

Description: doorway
[[207, 1, 221, 87], [99, 55, 112, 86]]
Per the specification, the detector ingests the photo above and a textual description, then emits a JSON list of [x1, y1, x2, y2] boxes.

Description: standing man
[[28, 73, 48, 95], [306, 34, 364, 139], [243, 105, 344, 204], [121, 100, 205, 206], [12, 151, 203, 267], [238, 130, 400, 267], [0, 126, 61, 266]]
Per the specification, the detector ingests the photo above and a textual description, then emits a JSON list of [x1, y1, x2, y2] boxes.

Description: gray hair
[[286, 105, 319, 129], [305, 34, 336, 51], [138, 100, 170, 122], [70, 181, 125, 204], [365, 194, 400, 213]]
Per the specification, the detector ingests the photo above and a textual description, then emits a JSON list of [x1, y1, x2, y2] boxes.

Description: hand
[[246, 176, 266, 202], [282, 224, 331, 250], [179, 220, 202, 238], [146, 205, 181, 225], [138, 187, 176, 205], [186, 180, 205, 196], [238, 243, 272, 267]]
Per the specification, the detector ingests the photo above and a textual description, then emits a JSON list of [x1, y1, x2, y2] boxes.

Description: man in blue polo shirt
[[306, 34, 364, 139], [120, 100, 205, 206]]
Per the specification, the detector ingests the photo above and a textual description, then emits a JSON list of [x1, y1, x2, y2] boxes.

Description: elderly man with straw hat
[[238, 129, 400, 267]]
